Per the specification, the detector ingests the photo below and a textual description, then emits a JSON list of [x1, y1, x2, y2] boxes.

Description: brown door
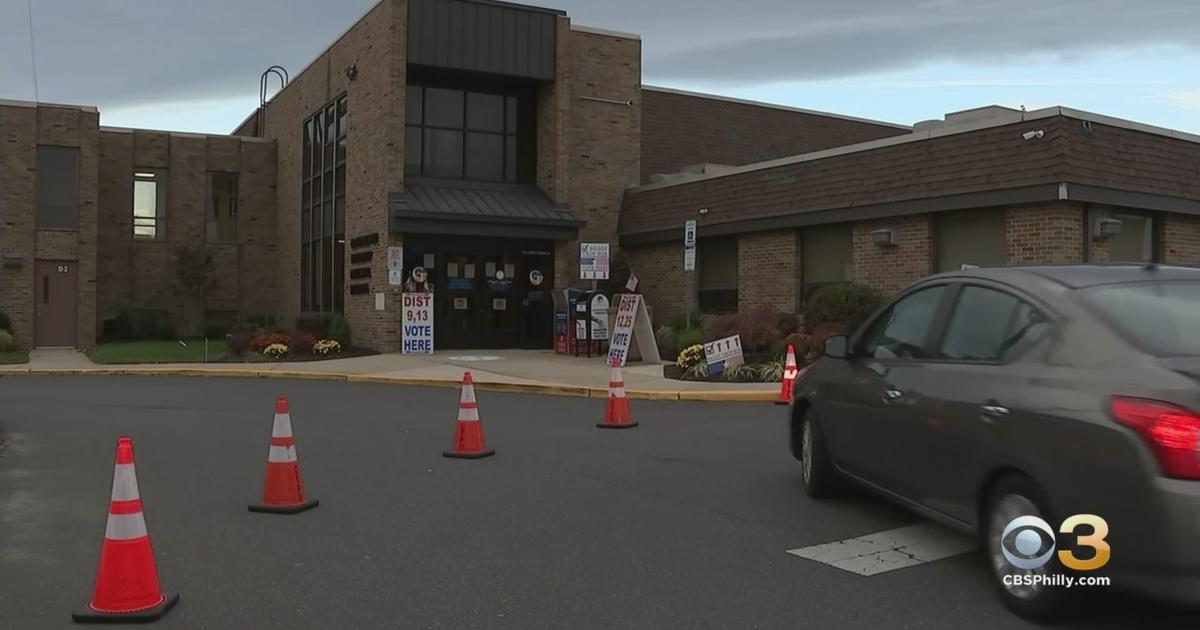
[[35, 260, 78, 347]]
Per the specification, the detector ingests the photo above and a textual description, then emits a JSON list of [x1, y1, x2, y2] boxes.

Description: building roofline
[[640, 85, 911, 131], [99, 125, 274, 143], [570, 24, 641, 40], [231, 0, 384, 134], [0, 98, 98, 113], [627, 105, 1200, 194]]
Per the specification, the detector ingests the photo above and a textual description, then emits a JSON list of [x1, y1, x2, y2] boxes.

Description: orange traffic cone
[[73, 436, 178, 623], [249, 396, 318, 514], [598, 357, 638, 429], [775, 344, 799, 405], [444, 372, 495, 459]]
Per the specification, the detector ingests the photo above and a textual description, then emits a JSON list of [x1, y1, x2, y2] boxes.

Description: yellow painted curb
[[678, 390, 778, 402], [6, 368, 777, 402]]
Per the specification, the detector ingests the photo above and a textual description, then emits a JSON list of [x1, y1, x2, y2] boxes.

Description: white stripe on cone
[[268, 445, 298, 463], [104, 512, 149, 541], [458, 407, 480, 422], [110, 463, 140, 502], [610, 387, 626, 397], [460, 385, 477, 405], [271, 413, 294, 438]]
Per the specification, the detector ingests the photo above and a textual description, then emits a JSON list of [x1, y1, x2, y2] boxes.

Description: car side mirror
[[823, 335, 849, 359]]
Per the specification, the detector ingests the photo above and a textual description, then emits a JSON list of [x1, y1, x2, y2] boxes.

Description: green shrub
[[236, 314, 278, 334], [655, 325, 678, 358], [805, 282, 887, 335], [0, 311, 11, 334], [665, 309, 702, 331], [203, 320, 231, 339], [676, 327, 706, 352], [328, 315, 352, 346], [153, 315, 176, 340], [0, 330, 14, 352], [295, 313, 333, 338], [103, 311, 135, 341]]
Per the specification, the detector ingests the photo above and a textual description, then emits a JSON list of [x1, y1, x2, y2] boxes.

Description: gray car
[[789, 264, 1200, 620]]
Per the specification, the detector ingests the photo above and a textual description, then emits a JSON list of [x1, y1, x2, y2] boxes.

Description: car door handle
[[882, 389, 904, 403], [981, 404, 1010, 418]]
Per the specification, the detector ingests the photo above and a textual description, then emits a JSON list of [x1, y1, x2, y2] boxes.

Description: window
[[206, 172, 238, 243], [698, 236, 739, 313], [1089, 207, 1157, 263], [36, 146, 80, 229], [938, 286, 1048, 362], [301, 95, 347, 313], [936, 209, 1006, 272], [405, 84, 520, 182], [858, 285, 948, 359], [132, 169, 167, 240], [801, 223, 852, 302], [1083, 281, 1200, 357]]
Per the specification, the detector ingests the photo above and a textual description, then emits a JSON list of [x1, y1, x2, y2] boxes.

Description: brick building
[[2, 0, 1198, 353], [621, 105, 1200, 322]]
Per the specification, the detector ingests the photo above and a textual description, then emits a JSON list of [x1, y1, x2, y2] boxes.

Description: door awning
[[389, 178, 584, 240]]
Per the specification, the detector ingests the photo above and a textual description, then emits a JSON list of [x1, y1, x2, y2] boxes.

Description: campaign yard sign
[[704, 335, 744, 376], [402, 293, 434, 354]]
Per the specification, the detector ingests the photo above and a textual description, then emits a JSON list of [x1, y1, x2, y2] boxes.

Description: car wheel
[[983, 476, 1068, 621], [798, 408, 837, 498]]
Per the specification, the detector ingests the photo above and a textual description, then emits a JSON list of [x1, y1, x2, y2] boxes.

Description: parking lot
[[0, 376, 1194, 629]]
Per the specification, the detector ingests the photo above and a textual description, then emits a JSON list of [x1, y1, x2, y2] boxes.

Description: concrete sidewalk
[[0, 348, 779, 401]]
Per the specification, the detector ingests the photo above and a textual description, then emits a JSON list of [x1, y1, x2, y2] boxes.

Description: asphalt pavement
[[0, 376, 1193, 629]]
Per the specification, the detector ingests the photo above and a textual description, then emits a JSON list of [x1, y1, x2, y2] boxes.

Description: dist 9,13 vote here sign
[[402, 293, 434, 354]]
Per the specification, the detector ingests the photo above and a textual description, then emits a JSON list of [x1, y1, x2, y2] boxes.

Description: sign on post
[[684, 220, 697, 271], [387, 246, 404, 286], [590, 294, 610, 341], [402, 293, 434, 354], [704, 335, 745, 376], [580, 242, 610, 280], [607, 294, 660, 367]]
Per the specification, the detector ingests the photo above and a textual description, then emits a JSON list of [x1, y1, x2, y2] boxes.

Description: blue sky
[[2, 0, 1198, 135]]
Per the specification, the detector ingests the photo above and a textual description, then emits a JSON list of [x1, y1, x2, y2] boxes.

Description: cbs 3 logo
[[1001, 515, 1110, 571]]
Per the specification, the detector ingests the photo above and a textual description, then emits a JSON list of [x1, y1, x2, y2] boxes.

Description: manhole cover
[[448, 355, 502, 362]]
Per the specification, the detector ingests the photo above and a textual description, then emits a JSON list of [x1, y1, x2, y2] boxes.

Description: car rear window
[[1082, 280, 1200, 356]]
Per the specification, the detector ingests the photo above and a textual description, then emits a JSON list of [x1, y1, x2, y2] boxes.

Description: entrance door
[[35, 260, 78, 347], [479, 252, 519, 348]]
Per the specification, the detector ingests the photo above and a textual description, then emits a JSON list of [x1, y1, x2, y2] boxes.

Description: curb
[[0, 367, 777, 402]]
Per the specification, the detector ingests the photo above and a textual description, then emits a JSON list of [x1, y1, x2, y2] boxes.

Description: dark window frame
[[301, 94, 347, 314], [404, 84, 519, 183], [853, 283, 954, 360], [698, 236, 740, 314], [206, 171, 239, 244], [36, 145, 81, 231], [1085, 204, 1162, 264]]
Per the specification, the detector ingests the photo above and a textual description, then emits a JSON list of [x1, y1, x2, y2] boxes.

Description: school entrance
[[403, 235, 556, 350]]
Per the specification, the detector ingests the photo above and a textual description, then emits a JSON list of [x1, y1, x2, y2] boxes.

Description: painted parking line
[[786, 522, 977, 576]]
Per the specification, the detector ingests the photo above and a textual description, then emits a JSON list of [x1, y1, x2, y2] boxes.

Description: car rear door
[[819, 284, 952, 496]]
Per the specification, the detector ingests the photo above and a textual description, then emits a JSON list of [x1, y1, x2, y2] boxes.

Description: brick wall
[[558, 26, 641, 288], [738, 230, 798, 313], [623, 240, 684, 325], [96, 130, 278, 333], [259, 0, 405, 350], [1162, 212, 1200, 264], [0, 103, 100, 349], [852, 215, 932, 294], [1005, 202, 1085, 265]]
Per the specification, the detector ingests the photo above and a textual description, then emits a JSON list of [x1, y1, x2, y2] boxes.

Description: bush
[[665, 309, 702, 331], [805, 282, 887, 336], [705, 304, 787, 354], [295, 313, 333, 338], [328, 315, 352, 346], [153, 315, 176, 340], [0, 330, 13, 352], [251, 332, 291, 353], [313, 339, 341, 357], [655, 326, 678, 358], [676, 327, 706, 353], [289, 331, 317, 354], [263, 343, 289, 360], [226, 332, 252, 356], [204, 320, 230, 340], [236, 314, 278, 334], [102, 311, 134, 341], [0, 311, 11, 334]]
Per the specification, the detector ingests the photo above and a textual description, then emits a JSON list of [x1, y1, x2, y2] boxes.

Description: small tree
[[175, 243, 215, 337]]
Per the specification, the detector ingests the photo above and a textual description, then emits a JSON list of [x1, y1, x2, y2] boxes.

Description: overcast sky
[[1, 0, 1198, 133]]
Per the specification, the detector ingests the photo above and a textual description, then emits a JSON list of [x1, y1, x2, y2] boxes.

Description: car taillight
[[1110, 397, 1200, 480]]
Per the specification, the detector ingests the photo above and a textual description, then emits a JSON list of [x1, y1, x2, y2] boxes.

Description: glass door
[[442, 252, 479, 348], [480, 252, 519, 348]]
